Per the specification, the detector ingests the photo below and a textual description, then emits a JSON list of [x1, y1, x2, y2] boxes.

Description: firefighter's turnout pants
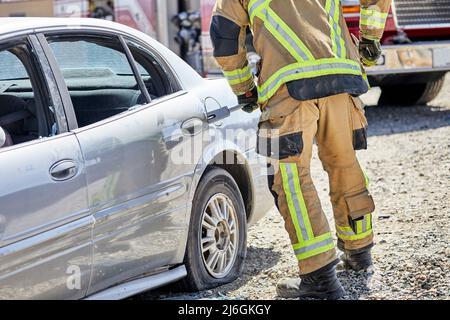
[[258, 86, 375, 275]]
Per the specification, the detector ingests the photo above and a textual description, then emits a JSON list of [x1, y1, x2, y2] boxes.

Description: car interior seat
[[0, 94, 34, 144]]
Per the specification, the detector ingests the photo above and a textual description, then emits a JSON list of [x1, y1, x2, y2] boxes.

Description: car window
[[127, 40, 179, 99], [46, 35, 147, 128], [0, 41, 56, 150]]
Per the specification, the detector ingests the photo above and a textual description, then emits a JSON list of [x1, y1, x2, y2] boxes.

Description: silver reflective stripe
[[259, 62, 361, 98], [226, 74, 240, 81], [261, 8, 311, 61], [248, 0, 265, 21], [285, 164, 310, 241], [330, 0, 343, 57], [225, 69, 251, 81], [337, 228, 355, 236], [362, 15, 388, 25], [294, 237, 334, 255], [362, 217, 367, 233]]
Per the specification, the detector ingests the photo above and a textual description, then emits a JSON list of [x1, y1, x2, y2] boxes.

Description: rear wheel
[[379, 75, 445, 106], [180, 167, 247, 291]]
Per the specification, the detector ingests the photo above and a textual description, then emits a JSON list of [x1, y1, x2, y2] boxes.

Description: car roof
[[0, 17, 204, 90], [0, 17, 145, 37]]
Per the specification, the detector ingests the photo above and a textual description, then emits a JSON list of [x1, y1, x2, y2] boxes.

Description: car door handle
[[49, 160, 78, 181]]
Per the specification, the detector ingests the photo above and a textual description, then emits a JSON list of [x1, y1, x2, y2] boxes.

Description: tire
[[180, 167, 247, 292], [379, 75, 445, 106]]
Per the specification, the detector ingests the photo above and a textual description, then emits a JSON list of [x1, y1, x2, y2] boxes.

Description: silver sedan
[[0, 18, 273, 300]]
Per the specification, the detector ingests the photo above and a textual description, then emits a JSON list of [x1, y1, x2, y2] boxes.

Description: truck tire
[[180, 167, 247, 292], [379, 75, 445, 106]]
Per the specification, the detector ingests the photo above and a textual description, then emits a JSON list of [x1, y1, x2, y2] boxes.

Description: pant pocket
[[350, 96, 368, 150], [344, 189, 375, 220]]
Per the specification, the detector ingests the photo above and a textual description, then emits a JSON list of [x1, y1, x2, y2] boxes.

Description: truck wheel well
[[205, 151, 253, 220]]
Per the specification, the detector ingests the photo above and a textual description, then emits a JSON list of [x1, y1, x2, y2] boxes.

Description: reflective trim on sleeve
[[223, 64, 253, 86], [360, 8, 388, 29], [326, 0, 346, 58], [257, 58, 363, 103]]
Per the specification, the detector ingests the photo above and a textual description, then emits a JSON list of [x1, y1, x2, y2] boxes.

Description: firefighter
[[210, 0, 391, 299]]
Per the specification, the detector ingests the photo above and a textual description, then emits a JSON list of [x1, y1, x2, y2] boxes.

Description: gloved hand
[[359, 38, 382, 67], [238, 86, 259, 113]]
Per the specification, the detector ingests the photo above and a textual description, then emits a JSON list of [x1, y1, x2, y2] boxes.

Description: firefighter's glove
[[359, 38, 381, 67], [238, 86, 259, 113]]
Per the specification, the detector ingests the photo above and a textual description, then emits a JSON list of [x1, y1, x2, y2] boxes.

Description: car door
[[0, 35, 93, 299], [42, 31, 206, 294]]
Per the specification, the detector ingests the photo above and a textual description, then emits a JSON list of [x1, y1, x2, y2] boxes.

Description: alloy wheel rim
[[200, 193, 239, 278]]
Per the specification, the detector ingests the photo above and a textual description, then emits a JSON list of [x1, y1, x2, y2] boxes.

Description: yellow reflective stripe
[[356, 219, 363, 234], [223, 64, 253, 85], [326, 0, 346, 58], [363, 170, 369, 188], [363, 214, 371, 232], [290, 163, 315, 240], [293, 233, 335, 260], [367, 214, 372, 230], [362, 72, 370, 89], [293, 232, 333, 250], [337, 229, 372, 241], [280, 163, 306, 242], [256, 6, 314, 62], [337, 224, 354, 234], [360, 8, 388, 29], [248, 0, 265, 24], [361, 7, 389, 19], [280, 163, 314, 241], [257, 58, 363, 103], [336, 214, 373, 241], [281, 163, 335, 261]]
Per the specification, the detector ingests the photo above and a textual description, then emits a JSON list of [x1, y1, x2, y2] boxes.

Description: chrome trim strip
[[85, 265, 187, 300]]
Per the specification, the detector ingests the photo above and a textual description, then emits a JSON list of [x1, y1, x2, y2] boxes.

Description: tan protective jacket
[[210, 0, 391, 105]]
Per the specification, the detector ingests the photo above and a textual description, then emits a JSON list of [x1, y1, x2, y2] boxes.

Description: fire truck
[[200, 0, 450, 106]]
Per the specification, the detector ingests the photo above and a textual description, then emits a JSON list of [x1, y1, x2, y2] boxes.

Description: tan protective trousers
[[258, 86, 375, 275]]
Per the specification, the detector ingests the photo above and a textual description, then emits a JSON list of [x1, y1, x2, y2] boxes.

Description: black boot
[[276, 260, 345, 300], [339, 245, 373, 272]]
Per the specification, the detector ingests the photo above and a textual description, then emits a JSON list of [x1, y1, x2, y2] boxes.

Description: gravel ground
[[142, 74, 450, 300]]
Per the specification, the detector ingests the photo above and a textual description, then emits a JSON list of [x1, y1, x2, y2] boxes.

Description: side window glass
[[46, 36, 147, 128], [0, 41, 55, 149], [127, 41, 178, 100]]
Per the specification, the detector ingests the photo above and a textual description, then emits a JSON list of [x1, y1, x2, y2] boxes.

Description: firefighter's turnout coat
[[210, 0, 391, 105]]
